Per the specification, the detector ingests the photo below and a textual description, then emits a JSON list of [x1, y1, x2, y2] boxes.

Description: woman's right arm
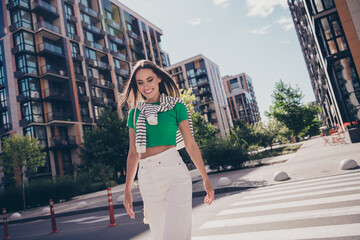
[[123, 127, 139, 219]]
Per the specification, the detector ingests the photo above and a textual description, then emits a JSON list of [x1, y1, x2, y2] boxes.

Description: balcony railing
[[38, 42, 63, 56], [40, 65, 66, 77], [7, 0, 30, 10], [43, 88, 69, 100], [50, 135, 77, 148], [127, 30, 142, 42], [47, 112, 72, 122], [75, 73, 86, 82], [79, 3, 102, 20], [0, 123, 13, 135], [81, 115, 93, 123], [108, 34, 126, 46], [11, 43, 35, 55], [89, 77, 115, 89], [105, 18, 123, 31], [9, 20, 33, 32], [36, 21, 60, 34], [111, 51, 127, 60], [32, 0, 58, 18]]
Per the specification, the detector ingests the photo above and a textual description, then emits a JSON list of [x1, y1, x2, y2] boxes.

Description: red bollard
[[107, 188, 117, 227], [49, 199, 59, 234], [2, 208, 10, 239]]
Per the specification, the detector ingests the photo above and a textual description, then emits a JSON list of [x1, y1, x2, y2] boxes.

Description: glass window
[[11, 9, 32, 30], [80, 13, 91, 25], [13, 31, 35, 52], [70, 42, 80, 57], [67, 23, 77, 39], [77, 83, 86, 95], [18, 77, 41, 98], [74, 62, 83, 75], [80, 103, 90, 116], [64, 4, 74, 20], [230, 78, 240, 93], [85, 48, 96, 60], [16, 54, 38, 75], [91, 86, 102, 98], [23, 126, 47, 148]]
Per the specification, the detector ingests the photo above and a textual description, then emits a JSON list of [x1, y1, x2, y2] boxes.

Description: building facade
[[166, 54, 233, 138], [0, 0, 169, 186], [222, 73, 260, 124], [288, 0, 360, 129]]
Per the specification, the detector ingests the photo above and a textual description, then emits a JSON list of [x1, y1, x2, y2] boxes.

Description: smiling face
[[135, 68, 162, 103]]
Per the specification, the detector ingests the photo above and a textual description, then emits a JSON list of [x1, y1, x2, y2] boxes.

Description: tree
[[229, 119, 256, 149], [80, 106, 129, 183], [266, 80, 318, 138], [300, 103, 322, 138], [0, 134, 47, 210]]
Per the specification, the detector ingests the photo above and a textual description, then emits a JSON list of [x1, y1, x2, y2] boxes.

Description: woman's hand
[[123, 190, 135, 219], [203, 180, 214, 205]]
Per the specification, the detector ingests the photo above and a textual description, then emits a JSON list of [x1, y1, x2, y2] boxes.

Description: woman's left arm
[[179, 119, 214, 205]]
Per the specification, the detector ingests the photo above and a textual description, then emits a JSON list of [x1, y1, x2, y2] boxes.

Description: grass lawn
[[250, 144, 303, 160]]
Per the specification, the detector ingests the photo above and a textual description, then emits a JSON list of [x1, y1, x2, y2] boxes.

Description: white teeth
[[145, 89, 153, 94]]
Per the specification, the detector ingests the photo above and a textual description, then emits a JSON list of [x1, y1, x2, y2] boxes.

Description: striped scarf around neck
[[134, 93, 193, 153]]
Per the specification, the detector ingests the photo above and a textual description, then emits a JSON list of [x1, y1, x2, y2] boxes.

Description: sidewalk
[[3, 136, 360, 224]]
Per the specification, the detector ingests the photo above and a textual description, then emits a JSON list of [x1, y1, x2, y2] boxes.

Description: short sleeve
[[175, 103, 189, 124], [127, 108, 135, 129]]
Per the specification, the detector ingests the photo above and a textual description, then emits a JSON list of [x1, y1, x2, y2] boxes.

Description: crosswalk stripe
[[218, 193, 360, 215], [231, 185, 360, 206], [201, 205, 360, 229], [193, 223, 360, 240], [254, 172, 360, 193], [243, 178, 360, 200], [248, 175, 360, 196]]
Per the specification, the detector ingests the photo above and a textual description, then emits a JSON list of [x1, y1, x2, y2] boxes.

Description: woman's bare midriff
[[140, 145, 175, 159]]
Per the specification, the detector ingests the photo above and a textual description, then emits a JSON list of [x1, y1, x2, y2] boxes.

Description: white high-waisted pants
[[138, 147, 192, 240]]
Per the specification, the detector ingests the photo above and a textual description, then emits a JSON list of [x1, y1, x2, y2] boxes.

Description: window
[[64, 4, 74, 20], [80, 12, 91, 25], [94, 105, 105, 120], [18, 77, 41, 98], [13, 31, 35, 52], [124, 11, 133, 31], [85, 47, 97, 60], [230, 78, 240, 93], [21, 101, 44, 123], [11, 9, 32, 30], [84, 30, 94, 42], [0, 89, 7, 109], [319, 14, 348, 55], [88, 67, 99, 78], [91, 86, 102, 98], [74, 62, 83, 75], [70, 42, 80, 58], [67, 23, 77, 39], [23, 126, 47, 148], [77, 83, 86, 96], [16, 54, 38, 75], [105, 9, 113, 20], [312, 0, 335, 13], [80, 104, 90, 119], [1, 111, 10, 130]]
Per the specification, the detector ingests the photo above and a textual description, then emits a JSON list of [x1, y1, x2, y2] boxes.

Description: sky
[[117, 0, 315, 120]]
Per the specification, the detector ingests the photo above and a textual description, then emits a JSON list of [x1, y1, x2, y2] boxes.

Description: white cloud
[[246, 0, 288, 17], [187, 18, 201, 26], [275, 16, 294, 31], [248, 25, 271, 35], [213, 0, 231, 8]]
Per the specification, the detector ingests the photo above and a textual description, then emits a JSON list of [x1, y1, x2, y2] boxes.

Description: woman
[[121, 60, 214, 240]]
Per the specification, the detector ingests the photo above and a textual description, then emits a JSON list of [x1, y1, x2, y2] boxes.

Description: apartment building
[[222, 73, 260, 124], [0, 0, 169, 186], [167, 54, 233, 138], [288, 0, 360, 129]]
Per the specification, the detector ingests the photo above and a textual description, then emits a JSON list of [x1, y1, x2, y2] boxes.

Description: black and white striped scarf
[[134, 93, 193, 153]]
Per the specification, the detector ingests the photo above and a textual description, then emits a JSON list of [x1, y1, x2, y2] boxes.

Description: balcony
[[105, 19, 123, 31], [69, 33, 81, 42], [11, 43, 36, 56], [115, 68, 130, 78], [104, 98, 118, 107], [88, 77, 115, 89], [197, 80, 210, 87], [209, 117, 217, 123], [7, 0, 30, 10], [65, 14, 77, 23], [75, 73, 86, 82], [35, 21, 61, 39], [14, 68, 38, 79], [79, 95, 89, 102], [19, 115, 44, 126], [0, 101, 8, 112], [86, 59, 111, 71], [79, 3, 103, 21], [127, 30, 142, 42], [111, 50, 127, 61], [0, 123, 13, 135], [82, 21, 106, 37], [197, 88, 211, 96], [108, 34, 126, 47], [38, 42, 64, 58], [81, 115, 93, 123], [40, 65, 68, 81], [17, 91, 41, 102], [64, 0, 74, 4], [72, 53, 83, 62], [195, 70, 207, 78], [32, 0, 59, 20], [9, 20, 33, 33], [50, 135, 77, 149], [43, 88, 70, 102], [47, 112, 72, 122], [203, 107, 215, 113]]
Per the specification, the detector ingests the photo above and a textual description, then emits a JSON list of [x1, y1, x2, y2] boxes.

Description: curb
[[0, 186, 253, 226]]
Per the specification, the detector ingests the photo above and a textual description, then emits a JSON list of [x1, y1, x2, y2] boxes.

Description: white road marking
[[193, 223, 360, 240], [201, 205, 360, 229], [232, 185, 360, 206], [219, 193, 360, 215]]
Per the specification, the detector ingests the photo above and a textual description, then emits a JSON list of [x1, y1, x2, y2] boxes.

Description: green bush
[[201, 138, 249, 171], [0, 186, 22, 212]]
